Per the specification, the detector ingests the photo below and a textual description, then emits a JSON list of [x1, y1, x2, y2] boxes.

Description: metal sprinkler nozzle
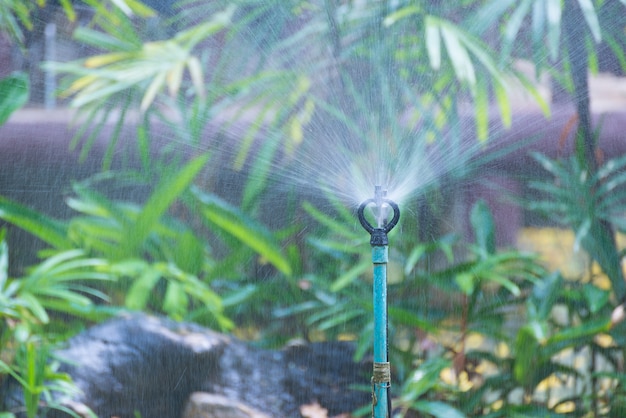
[[358, 186, 400, 246]]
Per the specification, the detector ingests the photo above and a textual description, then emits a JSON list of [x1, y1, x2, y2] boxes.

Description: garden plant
[[1, 0, 626, 417]]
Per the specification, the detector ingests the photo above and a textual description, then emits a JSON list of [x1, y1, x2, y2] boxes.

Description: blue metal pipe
[[372, 245, 390, 418], [357, 187, 400, 418]]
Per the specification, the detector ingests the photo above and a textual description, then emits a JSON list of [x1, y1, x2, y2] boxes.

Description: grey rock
[[2, 313, 369, 418], [182, 393, 271, 418]]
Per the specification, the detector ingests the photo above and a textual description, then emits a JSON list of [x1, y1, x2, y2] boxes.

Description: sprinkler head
[[358, 186, 400, 246]]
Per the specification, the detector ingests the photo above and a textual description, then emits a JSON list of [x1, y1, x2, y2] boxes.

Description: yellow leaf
[[186, 56, 205, 98], [84, 52, 130, 68], [66, 75, 98, 95], [167, 61, 185, 97], [289, 117, 303, 144], [140, 72, 167, 112]]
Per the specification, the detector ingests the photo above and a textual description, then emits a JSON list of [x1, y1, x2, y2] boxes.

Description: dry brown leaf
[[300, 402, 328, 418]]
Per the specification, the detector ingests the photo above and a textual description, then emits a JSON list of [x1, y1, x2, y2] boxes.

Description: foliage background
[[2, 0, 626, 417]]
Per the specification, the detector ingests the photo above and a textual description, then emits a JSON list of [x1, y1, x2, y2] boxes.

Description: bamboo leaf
[[545, 0, 563, 61], [192, 187, 292, 276], [0, 72, 28, 125], [383, 5, 420, 27], [576, 0, 602, 43], [330, 260, 369, 292], [0, 196, 70, 249], [411, 401, 466, 418], [440, 22, 476, 85], [425, 16, 441, 70], [501, 0, 533, 61], [118, 154, 209, 257], [125, 267, 161, 310]]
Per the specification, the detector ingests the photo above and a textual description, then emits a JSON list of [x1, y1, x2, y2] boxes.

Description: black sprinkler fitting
[[357, 186, 400, 246]]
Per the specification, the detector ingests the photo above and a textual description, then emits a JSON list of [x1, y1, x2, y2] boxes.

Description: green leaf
[[388, 306, 437, 333], [170, 231, 205, 276], [439, 21, 476, 85], [470, 199, 496, 256], [0, 72, 29, 125], [513, 322, 545, 387], [456, 272, 475, 295], [118, 154, 209, 257], [19, 293, 49, 324], [192, 187, 292, 276], [425, 16, 442, 70], [493, 78, 511, 128], [302, 201, 359, 240], [125, 266, 161, 310], [465, 0, 517, 35], [402, 357, 451, 402], [383, 5, 421, 27], [73, 27, 138, 52], [0, 196, 70, 249], [404, 244, 426, 275], [576, 0, 602, 43], [546, 317, 611, 352], [474, 76, 489, 141], [528, 272, 562, 321], [411, 400, 466, 418], [330, 259, 369, 292], [163, 281, 187, 319], [0, 229, 7, 288], [545, 0, 563, 61]]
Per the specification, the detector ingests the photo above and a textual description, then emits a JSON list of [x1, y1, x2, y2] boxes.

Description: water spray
[[358, 186, 400, 418]]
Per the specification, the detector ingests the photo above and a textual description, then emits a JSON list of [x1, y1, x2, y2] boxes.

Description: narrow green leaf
[[0, 72, 29, 125], [531, 0, 546, 68], [0, 196, 70, 249], [456, 272, 475, 295], [493, 79, 511, 128], [440, 22, 476, 84], [411, 401, 466, 418], [192, 187, 292, 276], [402, 357, 451, 402], [73, 27, 138, 52], [383, 5, 420, 27], [302, 201, 360, 240], [404, 245, 426, 275], [59, 0, 76, 21], [576, 0, 602, 43], [388, 306, 437, 333], [583, 283, 609, 314], [473, 77, 489, 141], [470, 199, 496, 255], [119, 154, 209, 256], [125, 267, 161, 310], [546, 317, 610, 353], [528, 272, 562, 321], [19, 293, 49, 324], [425, 16, 441, 70], [163, 281, 187, 319], [316, 309, 362, 331], [330, 260, 369, 292], [0, 229, 7, 288], [501, 0, 533, 61], [545, 0, 563, 61], [464, 0, 517, 35]]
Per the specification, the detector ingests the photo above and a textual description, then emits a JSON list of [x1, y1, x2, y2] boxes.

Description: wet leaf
[[118, 154, 209, 257], [411, 400, 466, 418], [0, 72, 28, 125], [0, 196, 70, 250], [470, 199, 495, 256], [192, 187, 292, 276], [583, 283, 609, 314]]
